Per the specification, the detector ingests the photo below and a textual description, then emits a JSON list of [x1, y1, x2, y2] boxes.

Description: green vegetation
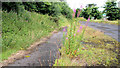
[[1, 1, 119, 66], [77, 17, 119, 25], [54, 24, 119, 66], [90, 19, 119, 25], [2, 2, 73, 19], [62, 17, 90, 57], [76, 4, 102, 19], [54, 9, 119, 65], [75, 1, 120, 21], [2, 1, 73, 61], [1, 10, 70, 60], [103, 1, 120, 20]]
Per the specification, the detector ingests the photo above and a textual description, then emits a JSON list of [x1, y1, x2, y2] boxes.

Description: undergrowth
[[1, 10, 69, 60]]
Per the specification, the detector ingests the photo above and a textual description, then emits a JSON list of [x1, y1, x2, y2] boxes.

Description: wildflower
[[66, 32, 67, 35], [80, 5, 83, 9], [66, 37, 68, 40], [74, 50, 77, 54], [73, 9, 76, 13], [74, 50, 77, 53], [77, 29, 80, 32], [77, 9, 81, 17], [85, 16, 90, 27], [74, 34, 76, 36], [72, 9, 76, 18], [80, 26, 82, 29], [63, 28, 66, 32], [87, 16, 90, 22]]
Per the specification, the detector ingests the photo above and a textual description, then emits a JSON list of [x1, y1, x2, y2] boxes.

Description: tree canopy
[[103, 1, 120, 20], [2, 2, 73, 19], [76, 4, 102, 19]]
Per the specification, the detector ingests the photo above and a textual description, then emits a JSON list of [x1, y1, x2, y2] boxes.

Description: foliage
[[48, 2, 62, 17], [2, 2, 24, 14], [54, 24, 119, 66], [1, 11, 69, 60], [80, 8, 91, 19], [90, 7, 102, 19], [86, 3, 97, 8], [62, 10, 90, 57], [78, 4, 102, 19], [2, 2, 73, 19], [103, 1, 120, 20], [60, 2, 73, 19], [75, 8, 80, 17], [54, 7, 119, 66], [2, 1, 73, 60]]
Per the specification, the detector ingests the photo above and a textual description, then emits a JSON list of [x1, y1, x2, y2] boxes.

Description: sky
[[66, 0, 120, 11]]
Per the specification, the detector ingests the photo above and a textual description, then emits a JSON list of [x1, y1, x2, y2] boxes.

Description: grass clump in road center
[[1, 11, 69, 60]]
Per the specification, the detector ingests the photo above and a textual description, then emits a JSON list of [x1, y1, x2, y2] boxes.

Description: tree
[[103, 1, 120, 20], [81, 8, 91, 19], [86, 3, 96, 8], [79, 4, 102, 19], [75, 8, 80, 17], [60, 2, 73, 18], [2, 2, 73, 19], [90, 7, 102, 19], [2, 2, 24, 14]]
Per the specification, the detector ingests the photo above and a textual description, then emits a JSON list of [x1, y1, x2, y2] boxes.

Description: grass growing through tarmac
[[1, 11, 70, 60], [54, 25, 119, 66], [90, 20, 119, 25], [76, 17, 119, 25]]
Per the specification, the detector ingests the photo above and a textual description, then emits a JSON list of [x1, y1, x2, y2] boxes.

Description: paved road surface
[[80, 21, 119, 42], [8, 31, 64, 66]]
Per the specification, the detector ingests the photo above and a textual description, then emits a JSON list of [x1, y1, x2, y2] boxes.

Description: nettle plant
[[63, 6, 90, 57]]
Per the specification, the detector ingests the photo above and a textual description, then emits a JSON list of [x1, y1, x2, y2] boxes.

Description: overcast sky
[[66, 0, 120, 11]]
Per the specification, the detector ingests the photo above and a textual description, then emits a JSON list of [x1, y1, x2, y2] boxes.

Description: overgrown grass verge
[[1, 11, 69, 60], [77, 17, 119, 25], [90, 19, 119, 25], [54, 25, 119, 66]]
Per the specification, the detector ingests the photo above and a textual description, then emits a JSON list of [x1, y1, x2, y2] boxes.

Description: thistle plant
[[63, 6, 91, 57]]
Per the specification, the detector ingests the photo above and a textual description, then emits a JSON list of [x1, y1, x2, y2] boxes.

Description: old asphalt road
[[80, 21, 119, 42], [7, 30, 64, 66]]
